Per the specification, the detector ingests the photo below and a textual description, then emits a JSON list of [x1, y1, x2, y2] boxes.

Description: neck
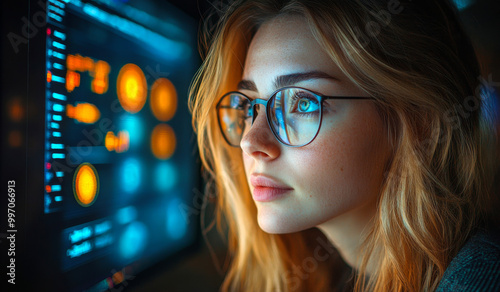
[[317, 197, 379, 275]]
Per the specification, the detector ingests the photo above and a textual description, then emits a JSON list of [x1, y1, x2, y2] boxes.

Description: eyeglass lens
[[217, 88, 322, 146]]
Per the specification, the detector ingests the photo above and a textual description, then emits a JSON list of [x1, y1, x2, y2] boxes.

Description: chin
[[256, 210, 314, 234]]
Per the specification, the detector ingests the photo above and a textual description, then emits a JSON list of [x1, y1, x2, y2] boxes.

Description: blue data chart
[[41, 0, 200, 290]]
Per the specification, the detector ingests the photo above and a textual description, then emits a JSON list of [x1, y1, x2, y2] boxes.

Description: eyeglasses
[[216, 86, 373, 147]]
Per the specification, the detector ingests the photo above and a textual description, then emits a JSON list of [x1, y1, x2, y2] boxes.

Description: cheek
[[290, 110, 389, 204], [287, 133, 349, 197]]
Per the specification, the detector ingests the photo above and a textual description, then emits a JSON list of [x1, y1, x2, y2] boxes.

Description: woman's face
[[240, 15, 391, 234]]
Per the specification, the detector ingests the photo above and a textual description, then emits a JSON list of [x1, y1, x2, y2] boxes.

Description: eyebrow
[[237, 70, 338, 92]]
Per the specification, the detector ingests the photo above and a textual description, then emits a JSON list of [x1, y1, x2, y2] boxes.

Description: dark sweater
[[436, 229, 500, 291]]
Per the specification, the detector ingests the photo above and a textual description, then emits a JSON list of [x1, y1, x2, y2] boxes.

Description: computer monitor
[[2, 0, 201, 290]]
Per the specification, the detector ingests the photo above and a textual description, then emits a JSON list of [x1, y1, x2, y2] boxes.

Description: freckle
[[340, 167, 344, 172]]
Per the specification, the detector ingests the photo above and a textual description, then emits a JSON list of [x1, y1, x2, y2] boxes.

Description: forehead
[[242, 14, 340, 90]]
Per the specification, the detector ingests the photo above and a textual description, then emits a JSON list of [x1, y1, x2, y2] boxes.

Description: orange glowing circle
[[73, 163, 99, 207], [150, 78, 177, 122], [8, 98, 24, 122], [105, 131, 115, 151], [66, 103, 101, 124], [116, 64, 147, 113], [8, 131, 22, 147], [150, 124, 176, 160], [112, 271, 124, 285]]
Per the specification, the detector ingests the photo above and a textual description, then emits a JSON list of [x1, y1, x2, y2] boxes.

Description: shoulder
[[437, 228, 500, 292]]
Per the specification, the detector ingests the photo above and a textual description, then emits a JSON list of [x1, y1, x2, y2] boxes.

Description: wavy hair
[[189, 0, 498, 291]]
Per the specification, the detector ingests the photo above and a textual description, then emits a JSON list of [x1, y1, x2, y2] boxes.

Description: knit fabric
[[436, 229, 500, 291]]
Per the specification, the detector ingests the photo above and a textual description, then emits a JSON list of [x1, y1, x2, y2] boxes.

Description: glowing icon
[[73, 163, 99, 207], [66, 71, 81, 92], [67, 54, 94, 72], [150, 124, 176, 160], [121, 158, 141, 193], [150, 78, 177, 122], [155, 162, 178, 191], [117, 64, 147, 113], [8, 131, 22, 148], [105, 131, 130, 153], [116, 206, 137, 225], [112, 271, 125, 285], [47, 71, 52, 82], [166, 197, 188, 240], [91, 60, 110, 94], [66, 103, 101, 124], [119, 221, 148, 259], [121, 115, 143, 147], [66, 54, 110, 94], [8, 98, 24, 122]]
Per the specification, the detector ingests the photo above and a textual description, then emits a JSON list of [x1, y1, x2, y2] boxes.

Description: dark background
[[2, 0, 500, 291]]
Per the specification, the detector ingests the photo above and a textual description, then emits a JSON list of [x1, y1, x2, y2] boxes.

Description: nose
[[240, 104, 281, 160]]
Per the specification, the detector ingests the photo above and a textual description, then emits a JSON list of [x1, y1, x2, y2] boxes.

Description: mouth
[[250, 174, 293, 202]]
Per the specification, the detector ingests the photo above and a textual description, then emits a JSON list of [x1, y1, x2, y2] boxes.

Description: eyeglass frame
[[216, 86, 374, 147]]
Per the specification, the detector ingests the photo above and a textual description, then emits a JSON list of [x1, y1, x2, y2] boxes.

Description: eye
[[290, 91, 320, 114], [298, 99, 312, 112]]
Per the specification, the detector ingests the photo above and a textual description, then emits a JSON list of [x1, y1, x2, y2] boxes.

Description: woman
[[189, 0, 500, 291]]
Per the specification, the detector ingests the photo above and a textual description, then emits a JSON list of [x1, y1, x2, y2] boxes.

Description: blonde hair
[[189, 0, 498, 291]]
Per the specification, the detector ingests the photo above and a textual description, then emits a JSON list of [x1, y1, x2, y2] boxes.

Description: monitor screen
[[4, 0, 201, 290]]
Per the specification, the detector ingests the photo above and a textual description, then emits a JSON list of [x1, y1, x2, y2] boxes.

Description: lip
[[250, 174, 293, 202]]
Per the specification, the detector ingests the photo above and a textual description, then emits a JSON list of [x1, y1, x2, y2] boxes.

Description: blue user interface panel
[[42, 0, 199, 290]]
